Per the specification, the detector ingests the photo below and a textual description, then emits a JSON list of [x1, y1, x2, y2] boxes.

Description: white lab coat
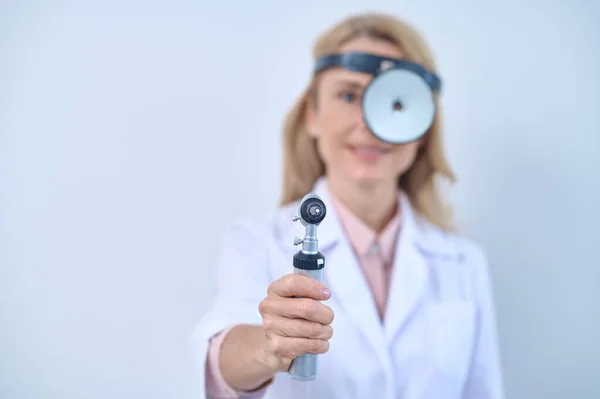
[[191, 177, 504, 399]]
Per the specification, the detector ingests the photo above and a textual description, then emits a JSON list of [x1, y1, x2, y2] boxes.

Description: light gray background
[[1, 1, 599, 398]]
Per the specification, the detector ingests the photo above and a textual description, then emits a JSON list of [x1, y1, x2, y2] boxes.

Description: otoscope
[[288, 193, 327, 381]]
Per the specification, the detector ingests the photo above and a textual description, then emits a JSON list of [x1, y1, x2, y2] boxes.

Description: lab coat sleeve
[[462, 245, 506, 399], [190, 217, 274, 399]]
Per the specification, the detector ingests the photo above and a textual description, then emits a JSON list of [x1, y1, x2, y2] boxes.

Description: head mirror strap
[[314, 51, 442, 92]]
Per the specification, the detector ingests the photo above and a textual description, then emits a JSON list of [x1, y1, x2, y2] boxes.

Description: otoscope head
[[298, 194, 327, 226]]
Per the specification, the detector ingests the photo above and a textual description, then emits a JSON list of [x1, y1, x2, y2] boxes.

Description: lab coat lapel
[[311, 179, 390, 367], [384, 193, 429, 342]]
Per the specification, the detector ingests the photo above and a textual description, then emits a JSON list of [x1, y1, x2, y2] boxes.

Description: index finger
[[268, 273, 331, 300]]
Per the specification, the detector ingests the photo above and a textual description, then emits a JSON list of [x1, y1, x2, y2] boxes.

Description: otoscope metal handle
[[289, 266, 323, 381], [288, 193, 327, 382]]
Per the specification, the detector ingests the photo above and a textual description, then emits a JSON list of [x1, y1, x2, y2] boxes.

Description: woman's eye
[[340, 92, 356, 103]]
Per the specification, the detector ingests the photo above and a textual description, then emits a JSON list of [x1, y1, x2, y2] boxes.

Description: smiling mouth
[[348, 145, 390, 160]]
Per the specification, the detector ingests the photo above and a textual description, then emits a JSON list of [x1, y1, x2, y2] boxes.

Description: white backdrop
[[1, 1, 599, 398]]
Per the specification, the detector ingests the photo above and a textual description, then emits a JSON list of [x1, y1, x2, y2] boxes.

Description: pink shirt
[[204, 196, 402, 398]]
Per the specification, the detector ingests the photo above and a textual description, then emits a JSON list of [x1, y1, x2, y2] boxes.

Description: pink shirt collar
[[329, 194, 402, 265]]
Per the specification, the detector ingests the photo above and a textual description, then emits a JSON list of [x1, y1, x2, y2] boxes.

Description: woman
[[191, 12, 504, 399]]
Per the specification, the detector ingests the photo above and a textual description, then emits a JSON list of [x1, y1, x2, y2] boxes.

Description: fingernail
[[321, 288, 331, 299]]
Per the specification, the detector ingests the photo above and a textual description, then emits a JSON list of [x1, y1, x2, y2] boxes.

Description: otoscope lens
[[299, 196, 326, 225]]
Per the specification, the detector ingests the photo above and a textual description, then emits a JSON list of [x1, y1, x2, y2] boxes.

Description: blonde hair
[[279, 12, 457, 231]]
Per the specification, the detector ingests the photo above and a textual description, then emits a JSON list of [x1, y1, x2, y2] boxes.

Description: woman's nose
[[354, 117, 378, 141]]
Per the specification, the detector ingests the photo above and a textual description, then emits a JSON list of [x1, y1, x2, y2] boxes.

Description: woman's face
[[307, 37, 423, 186]]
